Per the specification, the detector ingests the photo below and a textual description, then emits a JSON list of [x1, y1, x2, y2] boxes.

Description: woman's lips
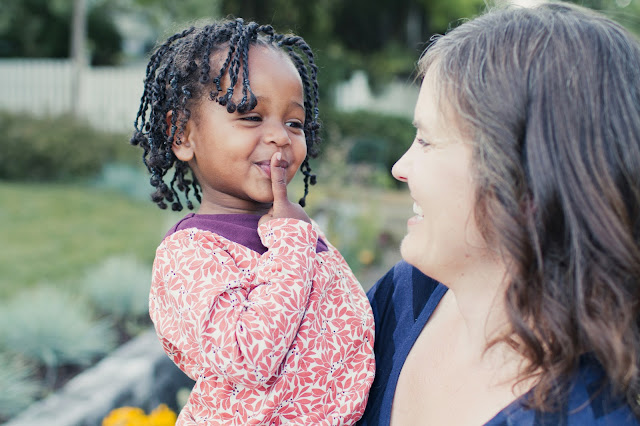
[[408, 201, 424, 226]]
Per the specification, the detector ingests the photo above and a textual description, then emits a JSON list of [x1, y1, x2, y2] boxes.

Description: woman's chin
[[399, 237, 420, 268]]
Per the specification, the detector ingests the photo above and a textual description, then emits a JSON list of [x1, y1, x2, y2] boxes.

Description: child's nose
[[264, 123, 291, 147]]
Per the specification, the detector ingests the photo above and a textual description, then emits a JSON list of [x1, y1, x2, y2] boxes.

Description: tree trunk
[[70, 0, 87, 118]]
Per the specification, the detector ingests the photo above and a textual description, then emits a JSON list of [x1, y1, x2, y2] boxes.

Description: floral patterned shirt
[[150, 215, 375, 425]]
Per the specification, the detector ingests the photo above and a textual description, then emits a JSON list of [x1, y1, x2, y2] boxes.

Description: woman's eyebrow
[[412, 119, 431, 137]]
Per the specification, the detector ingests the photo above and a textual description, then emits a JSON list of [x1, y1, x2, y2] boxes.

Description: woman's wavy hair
[[420, 2, 640, 416], [131, 18, 320, 210]]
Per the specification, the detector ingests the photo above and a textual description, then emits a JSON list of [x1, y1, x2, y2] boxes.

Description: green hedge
[[0, 107, 413, 185], [321, 107, 414, 178], [0, 111, 133, 181]]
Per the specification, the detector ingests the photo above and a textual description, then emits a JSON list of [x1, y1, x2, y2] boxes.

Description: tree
[[217, 0, 486, 95], [566, 0, 640, 37], [0, 0, 123, 65]]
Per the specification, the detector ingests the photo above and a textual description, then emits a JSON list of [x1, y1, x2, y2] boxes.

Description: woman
[[358, 3, 640, 425]]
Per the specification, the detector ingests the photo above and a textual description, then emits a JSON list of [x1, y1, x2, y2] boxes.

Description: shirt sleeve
[[149, 218, 318, 388]]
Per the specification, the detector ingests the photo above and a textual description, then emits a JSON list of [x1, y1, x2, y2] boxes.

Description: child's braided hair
[[131, 18, 321, 210]]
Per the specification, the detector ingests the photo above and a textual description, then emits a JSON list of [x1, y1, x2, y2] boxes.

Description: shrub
[[311, 201, 385, 274], [93, 163, 152, 201], [0, 353, 41, 421], [0, 110, 133, 181], [321, 107, 414, 187], [0, 286, 117, 386], [84, 255, 152, 330]]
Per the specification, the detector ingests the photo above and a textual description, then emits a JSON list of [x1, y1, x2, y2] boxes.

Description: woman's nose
[[392, 151, 409, 182]]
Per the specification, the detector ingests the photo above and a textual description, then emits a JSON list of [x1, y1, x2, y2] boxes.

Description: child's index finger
[[270, 152, 288, 203]]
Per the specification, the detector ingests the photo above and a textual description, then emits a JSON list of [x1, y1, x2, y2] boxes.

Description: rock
[[6, 329, 194, 426]]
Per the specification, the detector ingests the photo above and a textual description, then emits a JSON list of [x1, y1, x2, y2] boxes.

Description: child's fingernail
[[276, 152, 282, 162]]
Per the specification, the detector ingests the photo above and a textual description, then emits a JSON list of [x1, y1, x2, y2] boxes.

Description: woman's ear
[[167, 111, 194, 162]]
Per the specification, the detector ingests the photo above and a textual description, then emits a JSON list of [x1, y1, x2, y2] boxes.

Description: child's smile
[[171, 46, 307, 215], [254, 158, 290, 179]]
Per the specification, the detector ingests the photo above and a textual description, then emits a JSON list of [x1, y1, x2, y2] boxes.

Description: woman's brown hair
[[420, 2, 640, 416]]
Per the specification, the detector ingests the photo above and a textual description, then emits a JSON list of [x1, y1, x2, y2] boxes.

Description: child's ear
[[167, 111, 195, 162]]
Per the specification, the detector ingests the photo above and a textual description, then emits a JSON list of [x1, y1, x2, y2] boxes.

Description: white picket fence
[[0, 59, 146, 133], [334, 70, 419, 119], [0, 59, 417, 134]]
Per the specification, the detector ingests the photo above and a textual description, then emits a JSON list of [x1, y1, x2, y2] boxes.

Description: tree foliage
[[0, 0, 123, 65], [216, 0, 486, 96], [566, 0, 640, 37]]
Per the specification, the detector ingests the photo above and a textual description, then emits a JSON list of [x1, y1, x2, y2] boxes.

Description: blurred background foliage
[[0, 0, 639, 421], [0, 111, 134, 181], [0, 0, 123, 65], [1, 0, 638, 81]]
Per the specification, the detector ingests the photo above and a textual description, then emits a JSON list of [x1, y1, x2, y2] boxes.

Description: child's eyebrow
[[255, 96, 305, 111]]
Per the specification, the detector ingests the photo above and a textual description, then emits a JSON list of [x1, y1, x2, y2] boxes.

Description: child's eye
[[240, 115, 261, 122], [286, 121, 304, 129]]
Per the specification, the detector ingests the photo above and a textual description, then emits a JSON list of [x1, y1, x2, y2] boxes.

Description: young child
[[131, 19, 375, 425]]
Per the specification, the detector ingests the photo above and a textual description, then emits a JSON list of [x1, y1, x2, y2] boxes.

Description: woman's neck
[[440, 255, 512, 357], [436, 264, 536, 398]]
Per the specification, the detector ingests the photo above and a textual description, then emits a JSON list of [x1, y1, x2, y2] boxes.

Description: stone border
[[6, 329, 194, 426]]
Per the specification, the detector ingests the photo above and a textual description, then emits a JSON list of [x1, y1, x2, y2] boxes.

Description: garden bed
[[6, 329, 194, 426]]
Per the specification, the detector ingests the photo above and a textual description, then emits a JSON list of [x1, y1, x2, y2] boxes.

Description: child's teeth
[[413, 202, 423, 216]]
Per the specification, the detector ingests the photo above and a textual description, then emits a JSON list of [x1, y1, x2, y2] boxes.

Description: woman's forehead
[[415, 68, 471, 143]]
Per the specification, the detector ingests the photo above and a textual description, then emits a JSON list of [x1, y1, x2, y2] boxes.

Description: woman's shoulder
[[366, 261, 442, 319], [487, 355, 640, 425], [357, 262, 445, 426]]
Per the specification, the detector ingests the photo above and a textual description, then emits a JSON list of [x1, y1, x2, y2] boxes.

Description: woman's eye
[[416, 138, 431, 148]]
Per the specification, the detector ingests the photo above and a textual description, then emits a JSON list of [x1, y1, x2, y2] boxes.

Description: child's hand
[[259, 152, 311, 226]]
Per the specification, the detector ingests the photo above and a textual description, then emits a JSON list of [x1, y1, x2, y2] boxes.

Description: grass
[[0, 181, 181, 299], [0, 176, 411, 298]]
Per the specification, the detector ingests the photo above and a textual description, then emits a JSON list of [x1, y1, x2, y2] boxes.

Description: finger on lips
[[270, 152, 288, 201]]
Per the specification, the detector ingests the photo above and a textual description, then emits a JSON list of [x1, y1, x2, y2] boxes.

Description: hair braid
[[215, 19, 244, 109], [198, 28, 215, 85], [237, 22, 260, 113], [278, 35, 321, 206]]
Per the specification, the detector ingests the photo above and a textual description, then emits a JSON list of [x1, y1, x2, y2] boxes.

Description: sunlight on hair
[[510, 0, 546, 7]]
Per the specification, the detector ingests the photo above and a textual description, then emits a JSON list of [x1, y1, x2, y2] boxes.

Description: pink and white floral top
[[150, 216, 375, 425]]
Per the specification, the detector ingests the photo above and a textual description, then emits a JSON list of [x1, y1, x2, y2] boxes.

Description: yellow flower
[[102, 407, 148, 426], [102, 404, 177, 426], [148, 404, 178, 426], [358, 249, 375, 266]]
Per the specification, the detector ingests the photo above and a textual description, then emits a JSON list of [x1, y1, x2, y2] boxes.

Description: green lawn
[[0, 182, 181, 299], [0, 179, 410, 299]]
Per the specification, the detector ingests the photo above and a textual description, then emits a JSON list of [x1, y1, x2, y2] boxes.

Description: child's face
[[173, 46, 307, 214]]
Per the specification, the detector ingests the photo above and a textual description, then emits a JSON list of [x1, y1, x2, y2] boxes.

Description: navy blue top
[[358, 261, 639, 425], [165, 213, 328, 254]]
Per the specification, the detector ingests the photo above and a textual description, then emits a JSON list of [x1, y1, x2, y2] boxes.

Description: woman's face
[[392, 68, 489, 284]]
